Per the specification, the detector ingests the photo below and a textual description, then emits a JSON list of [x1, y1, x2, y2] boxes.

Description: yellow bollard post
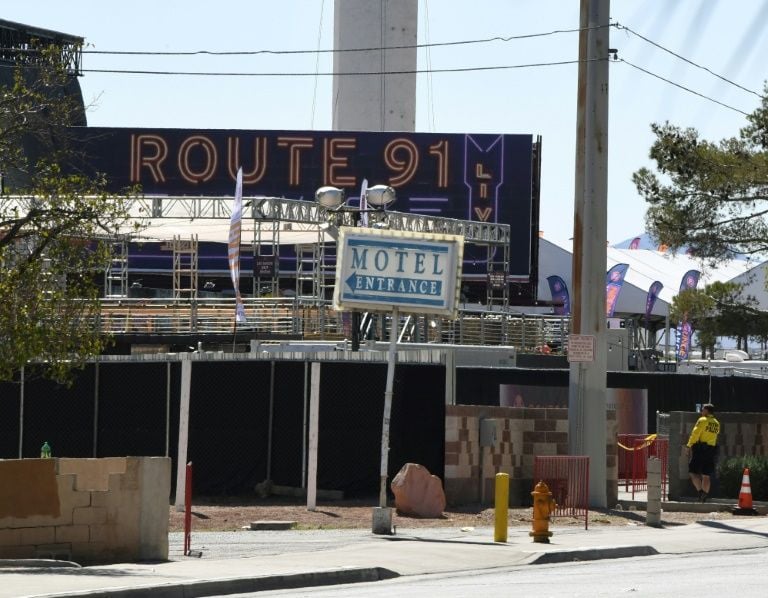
[[494, 472, 509, 542]]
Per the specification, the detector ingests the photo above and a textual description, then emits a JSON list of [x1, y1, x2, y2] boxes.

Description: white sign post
[[379, 306, 398, 508], [334, 228, 464, 533]]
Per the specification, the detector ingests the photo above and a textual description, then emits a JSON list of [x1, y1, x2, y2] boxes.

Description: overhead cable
[[615, 23, 765, 99], [74, 24, 610, 56], [80, 58, 598, 77], [620, 58, 749, 115]]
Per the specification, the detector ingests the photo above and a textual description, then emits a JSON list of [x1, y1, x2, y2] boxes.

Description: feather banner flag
[[676, 320, 693, 361], [605, 263, 629, 317], [644, 280, 663, 327], [546, 275, 571, 315], [675, 270, 700, 360], [679, 270, 701, 293], [359, 178, 368, 227], [228, 167, 247, 324]]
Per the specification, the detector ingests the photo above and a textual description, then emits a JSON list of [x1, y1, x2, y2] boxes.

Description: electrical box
[[480, 419, 498, 447]]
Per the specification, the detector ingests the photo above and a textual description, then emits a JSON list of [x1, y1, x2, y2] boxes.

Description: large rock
[[391, 463, 446, 518]]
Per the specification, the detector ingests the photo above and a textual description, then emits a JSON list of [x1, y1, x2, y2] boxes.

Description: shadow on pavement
[[16, 567, 163, 577], [697, 519, 768, 538], [381, 535, 511, 547]]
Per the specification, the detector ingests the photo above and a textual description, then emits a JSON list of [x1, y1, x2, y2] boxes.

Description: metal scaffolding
[[103, 236, 129, 298], [126, 195, 512, 309]]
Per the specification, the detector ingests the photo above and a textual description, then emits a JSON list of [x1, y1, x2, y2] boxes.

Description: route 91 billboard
[[69, 127, 536, 281]]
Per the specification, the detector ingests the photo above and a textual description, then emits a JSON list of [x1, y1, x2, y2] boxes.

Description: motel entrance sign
[[332, 226, 465, 529], [333, 228, 464, 317]]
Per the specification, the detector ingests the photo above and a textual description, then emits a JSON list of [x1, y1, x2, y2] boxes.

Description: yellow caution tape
[[617, 433, 658, 451]]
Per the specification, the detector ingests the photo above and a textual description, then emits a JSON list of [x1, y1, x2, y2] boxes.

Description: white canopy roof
[[120, 218, 335, 245], [538, 237, 757, 317]]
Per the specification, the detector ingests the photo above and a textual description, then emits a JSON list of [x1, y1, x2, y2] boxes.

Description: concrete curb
[[249, 520, 297, 530], [0, 559, 81, 569], [616, 499, 768, 514], [31, 566, 399, 598], [531, 545, 659, 564]]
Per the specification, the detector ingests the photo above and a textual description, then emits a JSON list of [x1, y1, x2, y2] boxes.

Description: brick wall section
[[0, 457, 170, 564], [445, 405, 617, 506], [668, 411, 768, 500]]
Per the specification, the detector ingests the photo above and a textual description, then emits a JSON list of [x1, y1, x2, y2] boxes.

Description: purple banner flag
[[644, 280, 663, 326], [228, 167, 247, 324], [679, 270, 701, 292], [676, 320, 693, 360], [675, 270, 700, 360], [629, 237, 641, 250], [605, 263, 629, 317], [546, 275, 570, 315]]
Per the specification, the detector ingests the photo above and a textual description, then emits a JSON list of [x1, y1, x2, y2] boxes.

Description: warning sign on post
[[568, 334, 595, 363]]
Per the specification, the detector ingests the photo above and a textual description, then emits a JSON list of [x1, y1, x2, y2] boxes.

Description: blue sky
[[5, 1, 768, 246]]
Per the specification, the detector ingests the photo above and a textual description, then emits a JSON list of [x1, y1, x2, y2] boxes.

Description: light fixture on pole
[[364, 184, 396, 210], [315, 186, 346, 209], [313, 184, 398, 352], [315, 184, 396, 212], [364, 184, 396, 229]]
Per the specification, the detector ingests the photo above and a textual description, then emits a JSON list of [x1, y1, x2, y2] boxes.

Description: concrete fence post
[[646, 457, 662, 527]]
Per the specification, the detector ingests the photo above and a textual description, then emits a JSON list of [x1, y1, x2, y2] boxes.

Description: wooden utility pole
[[569, 0, 610, 507]]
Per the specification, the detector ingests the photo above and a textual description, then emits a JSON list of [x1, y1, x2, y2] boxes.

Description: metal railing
[[534, 455, 590, 530], [94, 297, 572, 350], [618, 434, 669, 500]]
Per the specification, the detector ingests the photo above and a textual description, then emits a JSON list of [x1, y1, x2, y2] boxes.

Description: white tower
[[332, 0, 417, 132]]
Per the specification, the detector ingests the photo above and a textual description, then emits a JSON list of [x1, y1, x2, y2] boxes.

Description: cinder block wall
[[668, 411, 768, 500], [0, 457, 170, 564], [445, 405, 617, 506]]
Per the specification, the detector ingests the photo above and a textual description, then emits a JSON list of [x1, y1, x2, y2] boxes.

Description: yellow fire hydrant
[[529, 480, 556, 543]]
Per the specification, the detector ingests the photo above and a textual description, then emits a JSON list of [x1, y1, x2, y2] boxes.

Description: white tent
[[537, 237, 757, 319]]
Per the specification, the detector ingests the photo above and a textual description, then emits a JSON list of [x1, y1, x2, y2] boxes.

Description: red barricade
[[533, 456, 590, 530], [184, 462, 193, 556], [617, 435, 668, 500]]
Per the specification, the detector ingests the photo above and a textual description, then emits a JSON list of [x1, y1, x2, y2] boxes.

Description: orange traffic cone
[[739, 469, 753, 509], [732, 468, 758, 515]]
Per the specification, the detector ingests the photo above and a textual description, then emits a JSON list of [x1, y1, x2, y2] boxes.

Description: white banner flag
[[228, 167, 247, 323], [359, 178, 368, 227]]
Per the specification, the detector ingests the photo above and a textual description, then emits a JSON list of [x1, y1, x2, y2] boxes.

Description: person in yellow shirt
[[685, 403, 720, 502]]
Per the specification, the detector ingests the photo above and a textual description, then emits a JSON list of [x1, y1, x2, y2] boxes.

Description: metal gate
[[533, 455, 590, 530], [618, 434, 668, 500]]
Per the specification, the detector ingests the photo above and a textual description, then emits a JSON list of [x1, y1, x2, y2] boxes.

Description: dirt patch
[[169, 496, 740, 533]]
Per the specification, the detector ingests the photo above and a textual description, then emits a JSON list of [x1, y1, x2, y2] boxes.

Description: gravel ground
[[168, 496, 739, 533]]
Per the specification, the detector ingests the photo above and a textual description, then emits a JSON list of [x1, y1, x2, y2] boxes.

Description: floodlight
[[365, 184, 396, 209], [315, 186, 346, 209]]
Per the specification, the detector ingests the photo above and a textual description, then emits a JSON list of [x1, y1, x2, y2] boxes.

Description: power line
[[76, 24, 609, 57], [619, 59, 749, 116], [423, 0, 436, 132], [8, 53, 752, 119], [80, 58, 598, 77], [309, 0, 326, 129], [615, 23, 765, 100], [2, 20, 755, 119]]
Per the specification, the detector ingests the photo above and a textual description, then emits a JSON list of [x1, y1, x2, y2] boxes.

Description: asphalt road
[[228, 546, 768, 597]]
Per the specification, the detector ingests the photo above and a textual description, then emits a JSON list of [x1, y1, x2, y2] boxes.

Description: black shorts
[[689, 443, 717, 476]]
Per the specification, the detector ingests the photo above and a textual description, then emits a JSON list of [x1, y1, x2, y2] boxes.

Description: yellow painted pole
[[494, 472, 509, 542]]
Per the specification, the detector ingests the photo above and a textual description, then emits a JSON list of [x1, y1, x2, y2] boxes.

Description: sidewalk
[[2, 515, 768, 598]]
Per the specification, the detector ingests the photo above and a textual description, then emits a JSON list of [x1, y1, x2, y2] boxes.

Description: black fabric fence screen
[[0, 359, 445, 498], [456, 368, 768, 431], [5, 361, 765, 495]]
